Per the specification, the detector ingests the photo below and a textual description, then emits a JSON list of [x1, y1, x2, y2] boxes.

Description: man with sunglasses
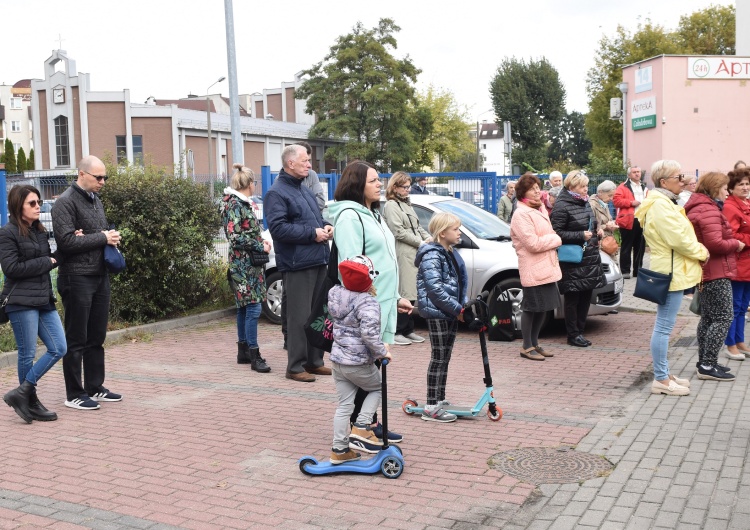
[[51, 155, 122, 410], [614, 166, 648, 279]]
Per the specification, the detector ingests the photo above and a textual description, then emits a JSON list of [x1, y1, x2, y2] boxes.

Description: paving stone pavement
[[0, 278, 744, 528]]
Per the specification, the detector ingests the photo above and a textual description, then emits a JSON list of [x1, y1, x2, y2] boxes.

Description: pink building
[[621, 55, 750, 179]]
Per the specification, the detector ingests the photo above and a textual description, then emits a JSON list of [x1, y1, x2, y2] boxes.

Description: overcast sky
[[2, 0, 727, 121]]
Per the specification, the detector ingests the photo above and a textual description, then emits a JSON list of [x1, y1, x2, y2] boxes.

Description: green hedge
[[101, 163, 229, 322]]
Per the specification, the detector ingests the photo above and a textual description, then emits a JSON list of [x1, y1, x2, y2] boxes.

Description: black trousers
[[563, 289, 593, 339], [395, 304, 415, 336], [58, 274, 110, 400], [619, 218, 645, 275]]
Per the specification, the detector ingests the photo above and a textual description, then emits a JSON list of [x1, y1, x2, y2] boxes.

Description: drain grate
[[673, 335, 697, 348], [489, 446, 613, 485]]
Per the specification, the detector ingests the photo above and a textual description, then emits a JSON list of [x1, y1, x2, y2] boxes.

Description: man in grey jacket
[[52, 155, 122, 410]]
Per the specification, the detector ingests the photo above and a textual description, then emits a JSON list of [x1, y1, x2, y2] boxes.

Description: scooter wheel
[[381, 456, 404, 479], [402, 399, 418, 415], [487, 408, 503, 422], [299, 458, 317, 475]]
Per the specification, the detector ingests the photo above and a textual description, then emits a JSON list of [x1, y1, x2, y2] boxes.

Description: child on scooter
[[327, 255, 392, 464], [414, 212, 470, 423]]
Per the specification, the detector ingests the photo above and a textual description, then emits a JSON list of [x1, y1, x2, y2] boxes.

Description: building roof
[[13, 79, 31, 89], [221, 96, 250, 117], [479, 122, 501, 139], [153, 99, 217, 112]]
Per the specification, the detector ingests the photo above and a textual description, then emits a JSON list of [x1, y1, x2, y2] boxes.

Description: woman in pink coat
[[510, 173, 563, 361]]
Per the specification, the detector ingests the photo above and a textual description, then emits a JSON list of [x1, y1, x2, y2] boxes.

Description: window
[[54, 115, 70, 167], [13, 143, 21, 153], [11, 121, 21, 132], [10, 98, 22, 110], [115, 135, 144, 165]]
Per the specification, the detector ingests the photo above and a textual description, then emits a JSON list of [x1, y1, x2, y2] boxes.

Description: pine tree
[[3, 139, 17, 174], [27, 148, 35, 170], [16, 147, 27, 173]]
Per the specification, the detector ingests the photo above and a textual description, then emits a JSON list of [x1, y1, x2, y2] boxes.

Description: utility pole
[[224, 0, 243, 167]]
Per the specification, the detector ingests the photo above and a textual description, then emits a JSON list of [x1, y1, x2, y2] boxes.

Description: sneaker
[[350, 424, 383, 446], [438, 399, 452, 407], [330, 447, 361, 465], [89, 389, 122, 402], [622, 273, 631, 279], [64, 397, 101, 410], [696, 365, 736, 381], [349, 438, 382, 454], [724, 348, 745, 361], [405, 333, 425, 343], [393, 334, 412, 345], [372, 422, 403, 443], [651, 380, 690, 396], [421, 405, 457, 423], [713, 363, 732, 373]]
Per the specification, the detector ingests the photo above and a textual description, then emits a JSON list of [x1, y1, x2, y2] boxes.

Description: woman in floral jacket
[[219, 164, 272, 373]]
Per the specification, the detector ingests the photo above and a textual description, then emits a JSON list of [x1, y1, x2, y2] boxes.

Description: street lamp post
[[207, 76, 226, 200]]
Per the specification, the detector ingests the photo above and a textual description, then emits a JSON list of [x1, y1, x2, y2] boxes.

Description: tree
[[547, 111, 592, 167], [3, 139, 17, 174], [27, 148, 34, 170], [408, 86, 474, 171], [296, 18, 421, 172], [490, 57, 566, 170], [16, 147, 26, 173], [586, 5, 735, 157]]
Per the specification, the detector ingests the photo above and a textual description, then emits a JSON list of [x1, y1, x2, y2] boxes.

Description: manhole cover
[[489, 447, 613, 485], [673, 335, 697, 348]]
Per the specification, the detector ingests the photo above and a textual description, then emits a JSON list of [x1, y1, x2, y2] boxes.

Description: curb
[[0, 307, 236, 370]]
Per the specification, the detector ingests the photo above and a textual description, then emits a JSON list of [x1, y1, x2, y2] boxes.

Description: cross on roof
[[56, 34, 65, 49]]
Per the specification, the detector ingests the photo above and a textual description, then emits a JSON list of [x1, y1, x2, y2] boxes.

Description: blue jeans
[[726, 281, 750, 347], [237, 303, 262, 347], [650, 290, 683, 381], [9, 308, 67, 386]]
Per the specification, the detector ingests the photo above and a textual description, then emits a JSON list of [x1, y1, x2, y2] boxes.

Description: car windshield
[[41, 201, 54, 213], [431, 199, 510, 240]]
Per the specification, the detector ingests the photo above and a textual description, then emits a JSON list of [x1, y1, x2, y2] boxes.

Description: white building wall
[[481, 137, 507, 175], [0, 84, 33, 162]]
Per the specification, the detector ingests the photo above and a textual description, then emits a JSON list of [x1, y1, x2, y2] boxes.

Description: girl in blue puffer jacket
[[415, 212, 469, 423]]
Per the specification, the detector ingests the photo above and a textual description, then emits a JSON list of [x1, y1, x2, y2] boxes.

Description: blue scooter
[[298, 358, 405, 479], [402, 292, 503, 422]]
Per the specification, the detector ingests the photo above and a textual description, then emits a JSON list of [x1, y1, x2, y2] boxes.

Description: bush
[[100, 161, 225, 322]]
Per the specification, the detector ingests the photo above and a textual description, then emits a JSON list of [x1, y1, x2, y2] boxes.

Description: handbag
[[304, 209, 365, 352], [557, 218, 593, 263], [633, 250, 673, 305], [103, 224, 126, 274], [487, 284, 515, 342], [600, 235, 619, 256], [689, 285, 702, 315], [248, 250, 270, 266], [0, 284, 19, 325]]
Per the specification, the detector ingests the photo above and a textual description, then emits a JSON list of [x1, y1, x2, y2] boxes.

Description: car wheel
[[263, 270, 283, 325], [491, 278, 549, 337]]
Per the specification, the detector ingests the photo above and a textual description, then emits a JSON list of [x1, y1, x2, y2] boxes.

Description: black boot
[[237, 341, 252, 364], [28, 388, 58, 421], [3, 381, 34, 423], [248, 347, 271, 373]]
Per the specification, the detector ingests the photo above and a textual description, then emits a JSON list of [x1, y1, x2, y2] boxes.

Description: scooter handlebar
[[463, 291, 489, 310], [381, 358, 389, 366]]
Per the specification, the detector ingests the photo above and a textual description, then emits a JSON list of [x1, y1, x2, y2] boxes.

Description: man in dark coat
[[410, 176, 429, 194], [264, 145, 333, 382], [52, 155, 122, 410]]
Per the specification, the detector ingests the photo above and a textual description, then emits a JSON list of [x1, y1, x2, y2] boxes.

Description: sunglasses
[[26, 199, 44, 208], [666, 174, 686, 181], [83, 170, 109, 182]]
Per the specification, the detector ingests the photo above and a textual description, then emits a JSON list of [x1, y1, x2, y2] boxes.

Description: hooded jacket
[[328, 285, 387, 365], [550, 188, 605, 294], [722, 194, 750, 281], [219, 187, 267, 307], [263, 170, 330, 272], [684, 192, 738, 282], [415, 242, 469, 320], [634, 190, 707, 291], [0, 219, 58, 307], [329, 200, 400, 344]]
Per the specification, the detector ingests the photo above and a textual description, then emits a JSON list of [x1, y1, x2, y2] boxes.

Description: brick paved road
[[0, 306, 682, 529]]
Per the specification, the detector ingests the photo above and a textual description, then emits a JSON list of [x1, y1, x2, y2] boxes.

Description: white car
[[40, 199, 56, 238], [261, 195, 623, 331]]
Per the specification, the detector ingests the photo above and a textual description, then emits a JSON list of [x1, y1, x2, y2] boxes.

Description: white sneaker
[[651, 380, 689, 396], [393, 334, 412, 345], [724, 348, 745, 361], [405, 333, 425, 343]]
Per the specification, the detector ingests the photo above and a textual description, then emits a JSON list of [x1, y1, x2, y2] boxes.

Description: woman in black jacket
[[1, 185, 66, 423], [550, 171, 606, 347]]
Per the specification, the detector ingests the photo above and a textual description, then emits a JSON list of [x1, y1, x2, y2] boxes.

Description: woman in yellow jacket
[[635, 160, 709, 396]]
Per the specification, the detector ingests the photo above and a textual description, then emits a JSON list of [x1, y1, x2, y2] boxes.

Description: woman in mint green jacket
[[328, 161, 413, 449]]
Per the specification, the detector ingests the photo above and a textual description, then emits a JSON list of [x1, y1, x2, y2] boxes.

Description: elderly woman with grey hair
[[590, 180, 619, 259]]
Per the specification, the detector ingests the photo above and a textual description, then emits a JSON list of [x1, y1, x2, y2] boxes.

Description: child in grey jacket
[[328, 255, 391, 464]]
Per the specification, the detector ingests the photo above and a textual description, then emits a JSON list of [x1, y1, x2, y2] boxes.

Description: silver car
[[261, 195, 623, 332]]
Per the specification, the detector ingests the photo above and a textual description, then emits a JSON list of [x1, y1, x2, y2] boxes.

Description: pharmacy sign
[[631, 96, 656, 131]]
